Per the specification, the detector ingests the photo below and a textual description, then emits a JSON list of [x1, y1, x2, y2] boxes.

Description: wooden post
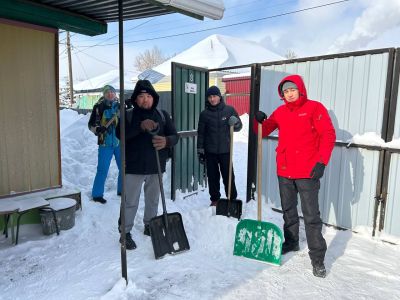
[[66, 31, 74, 106]]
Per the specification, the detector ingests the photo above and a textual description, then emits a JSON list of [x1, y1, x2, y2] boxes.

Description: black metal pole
[[246, 63, 261, 202], [372, 48, 397, 237], [118, 0, 128, 283]]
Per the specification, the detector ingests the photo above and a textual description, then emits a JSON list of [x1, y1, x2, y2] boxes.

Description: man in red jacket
[[254, 74, 336, 278]]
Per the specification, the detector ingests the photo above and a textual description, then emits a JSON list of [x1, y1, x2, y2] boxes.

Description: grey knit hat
[[102, 85, 116, 95], [281, 81, 298, 92]]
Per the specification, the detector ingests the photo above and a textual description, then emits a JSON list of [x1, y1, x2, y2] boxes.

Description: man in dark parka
[[117, 79, 178, 250], [197, 85, 242, 206]]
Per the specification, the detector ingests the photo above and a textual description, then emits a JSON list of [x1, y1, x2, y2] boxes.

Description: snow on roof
[[222, 72, 251, 80], [138, 34, 283, 83], [74, 69, 140, 92]]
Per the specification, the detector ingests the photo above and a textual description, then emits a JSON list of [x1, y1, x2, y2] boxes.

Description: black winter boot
[[281, 242, 300, 255], [312, 260, 326, 278], [92, 197, 107, 204], [120, 233, 136, 250], [143, 224, 150, 236]]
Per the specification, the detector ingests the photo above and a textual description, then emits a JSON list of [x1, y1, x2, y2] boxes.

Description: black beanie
[[131, 79, 159, 103], [206, 86, 222, 98]]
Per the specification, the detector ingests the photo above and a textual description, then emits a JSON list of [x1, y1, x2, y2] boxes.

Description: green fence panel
[[172, 63, 208, 199]]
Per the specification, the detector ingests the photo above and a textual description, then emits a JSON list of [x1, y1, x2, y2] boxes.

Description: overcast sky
[[59, 0, 400, 81]]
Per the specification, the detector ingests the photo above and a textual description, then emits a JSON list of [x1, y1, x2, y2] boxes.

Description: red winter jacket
[[253, 75, 336, 179]]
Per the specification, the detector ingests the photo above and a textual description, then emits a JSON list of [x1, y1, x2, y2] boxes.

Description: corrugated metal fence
[[254, 48, 400, 238]]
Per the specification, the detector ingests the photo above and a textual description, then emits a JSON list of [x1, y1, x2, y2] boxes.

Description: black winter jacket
[[197, 99, 242, 154], [116, 105, 178, 174]]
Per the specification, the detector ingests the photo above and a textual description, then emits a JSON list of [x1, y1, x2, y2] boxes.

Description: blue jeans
[[92, 145, 121, 198]]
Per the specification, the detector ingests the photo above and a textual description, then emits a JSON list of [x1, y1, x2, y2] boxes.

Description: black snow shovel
[[216, 125, 243, 219], [149, 144, 190, 259]]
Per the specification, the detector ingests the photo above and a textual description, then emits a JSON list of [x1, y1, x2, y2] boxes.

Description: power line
[[75, 49, 119, 68], [74, 51, 91, 84], [74, 0, 351, 49], [75, 0, 296, 46], [121, 0, 294, 37], [74, 18, 154, 47], [75, 0, 266, 44], [119, 0, 298, 41]]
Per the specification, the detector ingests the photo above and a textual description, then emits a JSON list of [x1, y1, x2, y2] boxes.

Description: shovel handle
[[104, 113, 118, 128], [228, 125, 234, 201], [257, 123, 262, 222], [154, 148, 168, 222], [204, 161, 208, 189]]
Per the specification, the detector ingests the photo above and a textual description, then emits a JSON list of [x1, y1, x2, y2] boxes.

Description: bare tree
[[284, 49, 298, 59], [134, 46, 169, 71]]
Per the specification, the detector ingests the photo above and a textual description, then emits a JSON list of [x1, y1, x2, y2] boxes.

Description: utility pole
[[66, 31, 74, 106]]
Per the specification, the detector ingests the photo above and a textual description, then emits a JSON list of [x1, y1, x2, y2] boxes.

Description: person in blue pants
[[88, 85, 121, 204]]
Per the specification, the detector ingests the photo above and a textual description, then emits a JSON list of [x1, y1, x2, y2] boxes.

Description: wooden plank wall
[[0, 21, 60, 196]]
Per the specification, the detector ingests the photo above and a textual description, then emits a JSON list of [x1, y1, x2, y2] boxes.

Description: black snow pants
[[205, 152, 238, 202], [278, 176, 327, 262]]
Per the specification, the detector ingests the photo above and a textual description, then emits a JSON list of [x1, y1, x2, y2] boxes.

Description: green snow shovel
[[233, 122, 283, 265]]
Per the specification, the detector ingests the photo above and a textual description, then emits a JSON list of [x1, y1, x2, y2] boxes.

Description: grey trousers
[[124, 174, 160, 233]]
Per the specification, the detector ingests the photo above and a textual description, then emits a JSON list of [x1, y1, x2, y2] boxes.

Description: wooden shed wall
[[0, 21, 60, 196]]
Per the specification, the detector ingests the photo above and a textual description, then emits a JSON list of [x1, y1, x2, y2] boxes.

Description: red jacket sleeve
[[252, 111, 278, 137], [313, 104, 336, 165]]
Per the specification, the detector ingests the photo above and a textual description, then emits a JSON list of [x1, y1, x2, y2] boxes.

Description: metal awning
[[0, 0, 224, 36], [37, 0, 174, 23]]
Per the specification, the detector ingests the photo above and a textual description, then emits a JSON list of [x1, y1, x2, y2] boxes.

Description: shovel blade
[[216, 199, 242, 219], [149, 212, 190, 259], [233, 219, 283, 265]]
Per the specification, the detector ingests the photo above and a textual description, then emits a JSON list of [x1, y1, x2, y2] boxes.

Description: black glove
[[228, 115, 239, 126], [310, 162, 325, 180], [125, 99, 133, 109], [197, 149, 206, 165], [255, 111, 267, 123], [96, 126, 107, 135]]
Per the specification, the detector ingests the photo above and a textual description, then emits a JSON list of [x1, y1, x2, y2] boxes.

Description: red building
[[222, 73, 251, 115]]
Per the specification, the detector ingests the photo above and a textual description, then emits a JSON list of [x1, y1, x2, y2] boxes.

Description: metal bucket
[[40, 198, 77, 235]]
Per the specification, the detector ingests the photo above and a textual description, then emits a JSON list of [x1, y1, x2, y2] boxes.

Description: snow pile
[[346, 132, 400, 149], [139, 34, 283, 82], [74, 69, 140, 92], [385, 137, 400, 149], [346, 131, 385, 147], [59, 109, 86, 134], [234, 113, 249, 143]]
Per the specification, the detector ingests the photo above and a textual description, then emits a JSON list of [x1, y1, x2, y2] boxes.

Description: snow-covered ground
[[1, 109, 400, 300]]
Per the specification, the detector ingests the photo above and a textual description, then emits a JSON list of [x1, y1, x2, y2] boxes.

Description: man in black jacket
[[116, 80, 178, 250], [197, 86, 242, 206]]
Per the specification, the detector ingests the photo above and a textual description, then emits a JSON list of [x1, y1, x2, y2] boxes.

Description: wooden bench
[[0, 188, 82, 210], [1, 197, 59, 244], [0, 187, 80, 244], [0, 199, 19, 242], [14, 197, 59, 244]]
